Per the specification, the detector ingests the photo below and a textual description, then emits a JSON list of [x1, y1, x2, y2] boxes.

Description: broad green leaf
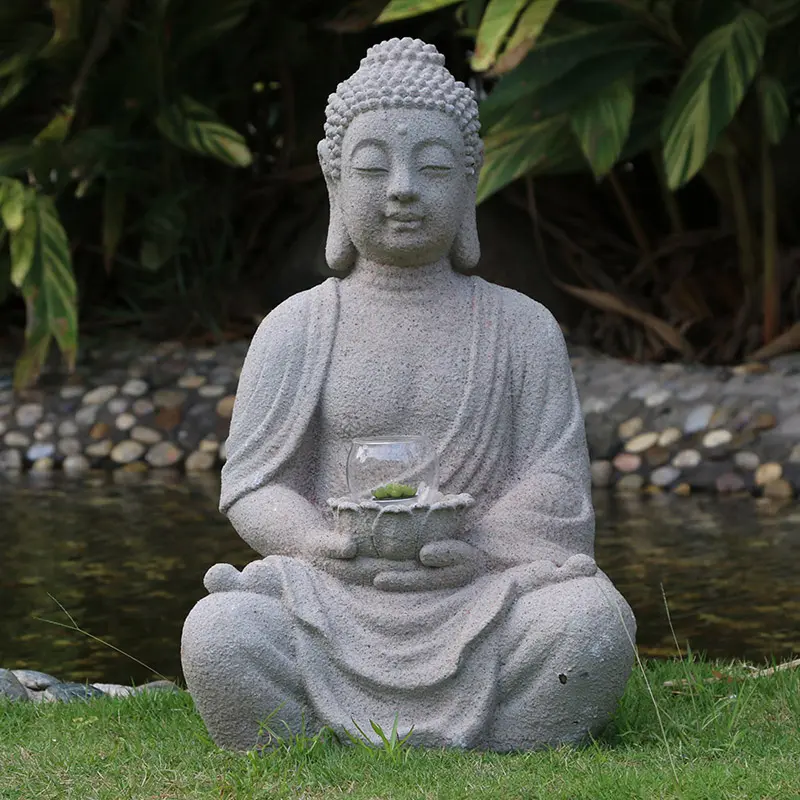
[[491, 0, 561, 74], [44, 0, 82, 52], [13, 194, 78, 389], [102, 182, 126, 272], [479, 23, 649, 127], [9, 193, 36, 286], [139, 203, 185, 271], [34, 106, 76, 145], [661, 9, 767, 190], [477, 115, 579, 202], [156, 96, 253, 168], [0, 146, 31, 177], [0, 70, 28, 109], [0, 177, 26, 231], [760, 75, 789, 144], [176, 0, 254, 55], [570, 74, 635, 178], [471, 0, 528, 72], [376, 0, 461, 22], [764, 0, 800, 27]]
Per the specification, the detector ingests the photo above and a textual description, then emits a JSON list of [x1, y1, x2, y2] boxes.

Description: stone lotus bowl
[[328, 493, 475, 561]]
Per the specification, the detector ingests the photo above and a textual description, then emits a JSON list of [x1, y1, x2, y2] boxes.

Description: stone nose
[[387, 166, 418, 203]]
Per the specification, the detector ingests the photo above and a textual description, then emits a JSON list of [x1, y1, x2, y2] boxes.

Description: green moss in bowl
[[371, 482, 418, 501]]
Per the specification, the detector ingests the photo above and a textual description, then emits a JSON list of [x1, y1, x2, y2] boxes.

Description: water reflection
[[0, 474, 797, 684]]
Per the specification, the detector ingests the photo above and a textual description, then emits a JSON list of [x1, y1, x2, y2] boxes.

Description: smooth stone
[[194, 349, 216, 362], [199, 437, 219, 453], [0, 449, 23, 471], [733, 451, 760, 471], [58, 438, 82, 456], [789, 444, 800, 464], [644, 446, 670, 467], [775, 413, 800, 437], [644, 389, 671, 408], [26, 442, 55, 461], [625, 432, 658, 454], [111, 440, 146, 464], [146, 441, 183, 467], [716, 472, 746, 494], [701, 429, 733, 449], [590, 460, 613, 488], [755, 462, 783, 486], [108, 398, 129, 415], [617, 417, 643, 441], [677, 384, 708, 402], [198, 384, 226, 399], [672, 449, 702, 469], [186, 450, 216, 472], [131, 426, 162, 445], [15, 403, 44, 427], [732, 362, 769, 375], [132, 398, 155, 416], [134, 680, 181, 694], [153, 389, 187, 409], [612, 452, 641, 473], [749, 412, 777, 432], [672, 482, 691, 496], [90, 422, 111, 440], [684, 404, 715, 434], [216, 395, 236, 419], [83, 385, 118, 405], [657, 427, 682, 448], [85, 439, 113, 458], [629, 381, 660, 400], [5, 431, 30, 447], [122, 379, 149, 398], [178, 374, 208, 389], [92, 683, 135, 698], [650, 466, 680, 487], [11, 669, 60, 690], [708, 408, 730, 428], [58, 420, 79, 437], [44, 683, 106, 702], [31, 457, 54, 473], [763, 479, 794, 499], [63, 454, 91, 474], [60, 386, 85, 400], [616, 474, 644, 492], [75, 406, 99, 426], [0, 669, 30, 701], [34, 422, 55, 441], [155, 407, 181, 431], [116, 413, 137, 432]]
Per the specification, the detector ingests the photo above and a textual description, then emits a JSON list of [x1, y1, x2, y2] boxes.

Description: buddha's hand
[[373, 540, 487, 592], [511, 554, 597, 594]]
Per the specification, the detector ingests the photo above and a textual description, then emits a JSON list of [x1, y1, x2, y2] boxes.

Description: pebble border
[[1, 339, 800, 498]]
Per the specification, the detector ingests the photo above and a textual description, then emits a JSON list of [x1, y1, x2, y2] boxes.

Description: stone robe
[[182, 264, 635, 752]]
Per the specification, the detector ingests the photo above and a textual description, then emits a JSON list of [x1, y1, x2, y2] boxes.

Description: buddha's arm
[[466, 306, 594, 570]]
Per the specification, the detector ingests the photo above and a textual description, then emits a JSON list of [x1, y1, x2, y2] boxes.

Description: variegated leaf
[[760, 75, 790, 144], [156, 96, 253, 168], [471, 0, 528, 72], [491, 0, 561, 75], [377, 0, 462, 22], [570, 75, 635, 178], [0, 177, 26, 231], [661, 9, 767, 190]]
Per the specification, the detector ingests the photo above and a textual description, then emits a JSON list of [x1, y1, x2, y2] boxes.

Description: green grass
[[1, 659, 799, 800]]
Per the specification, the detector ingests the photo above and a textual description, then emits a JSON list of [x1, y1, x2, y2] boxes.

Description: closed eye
[[355, 166, 389, 174]]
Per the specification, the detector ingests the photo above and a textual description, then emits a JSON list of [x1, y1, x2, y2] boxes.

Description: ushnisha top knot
[[319, 37, 482, 181]]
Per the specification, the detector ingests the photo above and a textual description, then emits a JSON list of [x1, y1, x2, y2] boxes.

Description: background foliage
[[2, 0, 800, 388]]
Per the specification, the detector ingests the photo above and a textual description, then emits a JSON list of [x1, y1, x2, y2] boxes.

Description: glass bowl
[[346, 436, 439, 504]]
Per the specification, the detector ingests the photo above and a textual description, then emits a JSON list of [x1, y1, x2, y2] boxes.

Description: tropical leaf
[[477, 115, 579, 203], [0, 177, 27, 232], [155, 96, 253, 168], [34, 106, 76, 145], [102, 182, 126, 272], [10, 195, 78, 389], [479, 23, 650, 127], [0, 145, 31, 177], [376, 0, 462, 22], [44, 0, 82, 52], [471, 0, 528, 72], [661, 8, 767, 190], [570, 74, 635, 178], [139, 203, 185, 271], [490, 0, 561, 75], [763, 0, 800, 28], [760, 75, 790, 144], [176, 0, 254, 55]]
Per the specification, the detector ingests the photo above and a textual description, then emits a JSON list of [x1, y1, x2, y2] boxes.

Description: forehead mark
[[397, 125, 408, 136]]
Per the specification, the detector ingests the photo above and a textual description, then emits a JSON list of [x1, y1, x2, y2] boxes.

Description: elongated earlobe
[[318, 142, 356, 274], [451, 175, 480, 272]]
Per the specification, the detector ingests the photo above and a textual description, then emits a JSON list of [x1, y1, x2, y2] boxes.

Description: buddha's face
[[338, 108, 470, 267]]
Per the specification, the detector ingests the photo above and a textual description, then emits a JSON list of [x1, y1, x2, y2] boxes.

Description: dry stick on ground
[[663, 658, 800, 688]]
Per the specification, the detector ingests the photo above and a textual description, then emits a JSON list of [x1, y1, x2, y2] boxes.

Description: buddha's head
[[318, 37, 483, 272]]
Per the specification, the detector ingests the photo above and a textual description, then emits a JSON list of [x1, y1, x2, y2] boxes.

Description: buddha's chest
[[320, 299, 472, 440]]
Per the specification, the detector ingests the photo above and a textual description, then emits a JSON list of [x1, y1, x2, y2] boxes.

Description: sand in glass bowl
[[346, 436, 439, 506]]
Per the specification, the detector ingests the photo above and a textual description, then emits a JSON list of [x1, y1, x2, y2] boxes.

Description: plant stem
[[651, 149, 684, 235], [761, 116, 780, 345], [608, 170, 651, 258], [724, 155, 757, 287]]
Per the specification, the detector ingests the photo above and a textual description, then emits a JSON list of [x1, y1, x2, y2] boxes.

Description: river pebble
[[15, 403, 43, 427], [755, 463, 783, 486], [83, 385, 117, 405], [625, 432, 659, 454], [0, 668, 29, 701], [650, 466, 680, 487], [146, 441, 183, 467], [672, 449, 702, 469], [684, 404, 715, 434], [111, 440, 146, 464]]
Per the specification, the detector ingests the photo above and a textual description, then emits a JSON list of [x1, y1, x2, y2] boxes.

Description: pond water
[[0, 474, 798, 685]]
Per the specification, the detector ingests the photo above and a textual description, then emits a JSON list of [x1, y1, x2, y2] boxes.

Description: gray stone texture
[[181, 38, 635, 754]]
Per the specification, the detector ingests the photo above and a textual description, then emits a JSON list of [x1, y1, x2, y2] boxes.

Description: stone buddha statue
[[181, 37, 635, 753]]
